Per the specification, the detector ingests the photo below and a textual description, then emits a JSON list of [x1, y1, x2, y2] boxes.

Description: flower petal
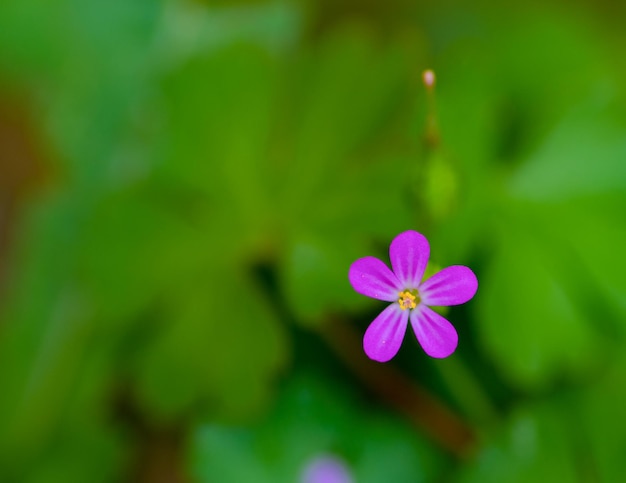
[[349, 256, 401, 301], [420, 265, 478, 306], [389, 230, 430, 288], [410, 306, 458, 358], [363, 304, 409, 362], [301, 455, 354, 483]]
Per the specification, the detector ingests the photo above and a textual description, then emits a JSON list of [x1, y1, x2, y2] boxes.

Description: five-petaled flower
[[349, 230, 477, 362]]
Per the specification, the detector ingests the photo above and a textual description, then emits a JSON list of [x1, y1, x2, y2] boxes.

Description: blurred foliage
[[1, 0, 626, 481], [190, 374, 443, 483]]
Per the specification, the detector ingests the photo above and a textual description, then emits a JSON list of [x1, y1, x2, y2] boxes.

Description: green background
[[1, 0, 626, 481]]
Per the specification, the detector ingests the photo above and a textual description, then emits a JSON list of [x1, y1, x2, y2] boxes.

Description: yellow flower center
[[398, 289, 420, 310]]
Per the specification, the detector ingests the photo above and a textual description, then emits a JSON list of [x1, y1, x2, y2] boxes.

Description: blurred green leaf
[[460, 354, 626, 483], [160, 1, 301, 58], [509, 99, 626, 202], [132, 267, 288, 422], [458, 400, 582, 483], [580, 353, 626, 481], [189, 373, 444, 483], [477, 214, 603, 389]]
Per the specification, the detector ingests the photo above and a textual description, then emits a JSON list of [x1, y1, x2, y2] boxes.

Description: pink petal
[[349, 256, 401, 302], [420, 265, 478, 306], [389, 230, 430, 288], [410, 306, 458, 358], [363, 304, 409, 362]]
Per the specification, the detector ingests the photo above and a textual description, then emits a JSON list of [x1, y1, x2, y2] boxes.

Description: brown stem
[[0, 90, 48, 301], [113, 386, 189, 483], [317, 318, 476, 459]]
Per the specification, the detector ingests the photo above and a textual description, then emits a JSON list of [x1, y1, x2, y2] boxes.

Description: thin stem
[[423, 69, 440, 149], [317, 317, 477, 459]]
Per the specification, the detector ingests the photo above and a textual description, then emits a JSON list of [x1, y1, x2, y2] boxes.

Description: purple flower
[[349, 230, 477, 362], [300, 454, 354, 483]]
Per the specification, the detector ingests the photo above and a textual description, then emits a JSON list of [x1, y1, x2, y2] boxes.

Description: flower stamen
[[398, 289, 419, 310]]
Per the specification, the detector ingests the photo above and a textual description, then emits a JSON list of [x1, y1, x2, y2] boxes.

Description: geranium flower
[[349, 230, 477, 362], [300, 454, 354, 483]]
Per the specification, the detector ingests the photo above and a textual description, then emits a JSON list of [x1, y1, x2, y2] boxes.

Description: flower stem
[[317, 317, 476, 459], [422, 69, 440, 149]]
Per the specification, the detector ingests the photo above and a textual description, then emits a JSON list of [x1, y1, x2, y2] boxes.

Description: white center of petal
[[398, 289, 420, 310]]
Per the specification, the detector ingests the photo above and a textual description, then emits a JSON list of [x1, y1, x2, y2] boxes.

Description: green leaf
[[509, 99, 626, 202], [580, 353, 626, 481], [188, 373, 444, 483], [132, 267, 288, 422], [477, 216, 601, 390], [458, 400, 581, 483]]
